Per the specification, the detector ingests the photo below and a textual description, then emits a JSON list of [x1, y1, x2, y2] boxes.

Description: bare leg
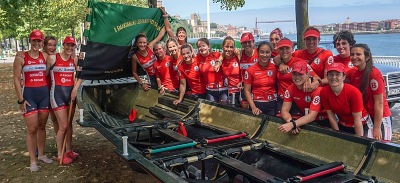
[[54, 109, 68, 159], [49, 109, 58, 134], [25, 113, 39, 164], [36, 112, 49, 157]]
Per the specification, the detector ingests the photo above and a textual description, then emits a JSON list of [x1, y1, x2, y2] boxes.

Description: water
[[284, 33, 400, 56]]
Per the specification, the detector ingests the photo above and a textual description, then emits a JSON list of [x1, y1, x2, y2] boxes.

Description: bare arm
[[161, 7, 175, 38], [46, 54, 56, 76], [173, 78, 186, 105], [372, 94, 383, 140], [148, 27, 166, 49], [13, 56, 29, 113], [352, 111, 364, 136], [326, 110, 339, 131], [131, 55, 150, 90], [280, 101, 292, 122], [244, 83, 261, 115]]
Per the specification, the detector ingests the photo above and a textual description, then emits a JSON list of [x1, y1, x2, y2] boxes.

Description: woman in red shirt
[[332, 30, 357, 72], [243, 42, 277, 115], [269, 28, 283, 58], [348, 44, 392, 141], [321, 63, 370, 136]]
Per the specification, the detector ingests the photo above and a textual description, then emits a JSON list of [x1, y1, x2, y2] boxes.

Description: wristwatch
[[290, 119, 297, 130], [17, 99, 26, 104]]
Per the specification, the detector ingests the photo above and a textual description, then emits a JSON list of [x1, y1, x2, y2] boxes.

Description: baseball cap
[[63, 36, 76, 45], [327, 63, 345, 73], [304, 29, 320, 38], [240, 32, 254, 43], [292, 62, 308, 74], [276, 38, 293, 49], [29, 30, 44, 41]]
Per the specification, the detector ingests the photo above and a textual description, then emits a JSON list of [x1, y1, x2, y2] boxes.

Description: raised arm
[[160, 7, 175, 38], [148, 27, 166, 50]]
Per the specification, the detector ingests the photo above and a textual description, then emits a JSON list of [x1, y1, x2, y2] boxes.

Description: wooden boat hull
[[77, 83, 400, 183]]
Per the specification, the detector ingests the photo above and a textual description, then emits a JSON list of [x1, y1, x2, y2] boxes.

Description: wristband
[[163, 14, 169, 18], [290, 119, 297, 130], [158, 85, 164, 91], [17, 99, 26, 104]]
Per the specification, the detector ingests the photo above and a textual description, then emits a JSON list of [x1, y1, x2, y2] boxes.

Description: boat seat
[[214, 155, 284, 183], [82, 77, 137, 86]]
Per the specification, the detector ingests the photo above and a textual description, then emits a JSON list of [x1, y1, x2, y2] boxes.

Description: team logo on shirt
[[61, 78, 66, 83], [233, 62, 238, 67], [348, 62, 354, 68], [314, 58, 320, 65], [210, 60, 216, 66], [327, 56, 334, 65], [304, 95, 311, 102], [165, 62, 170, 67], [69, 62, 74, 67], [284, 90, 290, 98], [28, 61, 32, 64], [312, 96, 320, 105], [318, 116, 324, 120], [151, 55, 155, 58], [173, 65, 178, 71], [39, 59, 44, 64], [268, 95, 273, 100], [253, 58, 258, 63], [370, 79, 378, 91], [194, 66, 199, 71], [267, 70, 273, 76], [244, 71, 249, 80]]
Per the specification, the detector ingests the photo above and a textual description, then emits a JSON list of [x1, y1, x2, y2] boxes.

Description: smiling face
[[44, 39, 57, 55], [269, 34, 281, 51], [197, 41, 210, 56], [258, 44, 271, 64], [350, 47, 368, 70], [63, 43, 76, 55], [278, 46, 292, 61], [30, 39, 42, 51], [181, 47, 193, 63], [292, 71, 308, 86], [241, 40, 254, 52], [335, 39, 351, 58], [177, 30, 187, 43], [167, 41, 179, 56], [327, 71, 345, 87], [136, 37, 148, 51], [223, 40, 235, 58], [153, 44, 166, 59], [305, 36, 320, 53]]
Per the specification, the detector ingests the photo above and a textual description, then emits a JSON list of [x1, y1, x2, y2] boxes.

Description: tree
[[210, 22, 218, 29], [212, 0, 245, 11]]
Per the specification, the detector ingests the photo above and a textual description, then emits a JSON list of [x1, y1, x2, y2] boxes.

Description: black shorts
[[50, 85, 73, 111], [23, 86, 50, 116]]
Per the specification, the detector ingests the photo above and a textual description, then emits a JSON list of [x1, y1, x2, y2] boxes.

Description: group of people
[[129, 8, 392, 144], [15, 8, 392, 172], [13, 30, 81, 172]]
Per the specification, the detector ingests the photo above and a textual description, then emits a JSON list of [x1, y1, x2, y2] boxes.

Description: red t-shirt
[[196, 52, 225, 89], [153, 55, 178, 90], [50, 53, 76, 87], [320, 84, 368, 126], [170, 55, 183, 89], [276, 57, 316, 98], [221, 56, 241, 93], [22, 52, 47, 87], [284, 85, 327, 119], [178, 58, 206, 94], [243, 61, 277, 101], [135, 47, 157, 76], [347, 67, 391, 118], [293, 48, 333, 79], [333, 55, 356, 73], [240, 49, 259, 78]]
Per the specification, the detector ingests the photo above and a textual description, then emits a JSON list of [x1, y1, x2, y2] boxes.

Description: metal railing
[[374, 56, 400, 68]]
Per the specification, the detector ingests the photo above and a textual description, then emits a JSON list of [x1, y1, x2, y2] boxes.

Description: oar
[[60, 99, 77, 165]]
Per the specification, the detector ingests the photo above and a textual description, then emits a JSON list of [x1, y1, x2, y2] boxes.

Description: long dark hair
[[353, 43, 373, 100], [176, 27, 187, 44], [131, 33, 147, 54], [44, 36, 57, 46]]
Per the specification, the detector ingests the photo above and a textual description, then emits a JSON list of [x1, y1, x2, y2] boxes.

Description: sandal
[[66, 150, 79, 160], [58, 154, 73, 165], [38, 155, 53, 164], [30, 163, 39, 172]]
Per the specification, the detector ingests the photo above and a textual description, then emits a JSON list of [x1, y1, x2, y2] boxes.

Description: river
[[284, 33, 400, 56]]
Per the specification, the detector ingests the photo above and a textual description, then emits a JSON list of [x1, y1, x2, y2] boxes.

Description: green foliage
[[210, 22, 218, 29], [171, 19, 193, 34], [212, 0, 245, 11]]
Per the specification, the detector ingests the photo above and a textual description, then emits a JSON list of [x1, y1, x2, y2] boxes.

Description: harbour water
[[284, 33, 400, 56]]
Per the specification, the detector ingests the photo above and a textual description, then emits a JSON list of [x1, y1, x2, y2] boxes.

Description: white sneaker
[[30, 163, 39, 172], [38, 155, 53, 164]]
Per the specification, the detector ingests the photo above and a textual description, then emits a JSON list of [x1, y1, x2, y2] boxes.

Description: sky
[[162, 0, 400, 33]]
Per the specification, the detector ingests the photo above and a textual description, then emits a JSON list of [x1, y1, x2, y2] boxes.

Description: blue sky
[[162, 0, 399, 33]]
